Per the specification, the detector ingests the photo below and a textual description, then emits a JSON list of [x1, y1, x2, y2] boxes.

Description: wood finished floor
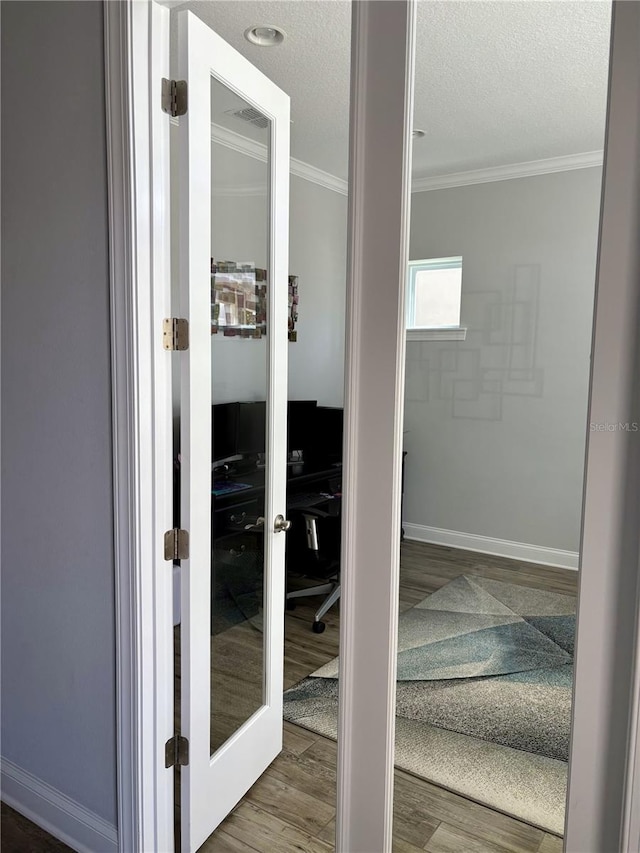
[[1, 802, 73, 853], [201, 540, 575, 853], [1, 541, 576, 852]]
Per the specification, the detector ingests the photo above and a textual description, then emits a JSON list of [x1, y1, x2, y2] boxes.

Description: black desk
[[205, 463, 340, 637], [208, 462, 341, 634], [212, 461, 342, 545]]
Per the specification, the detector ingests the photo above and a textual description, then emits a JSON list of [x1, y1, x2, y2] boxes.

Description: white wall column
[[336, 2, 416, 851]]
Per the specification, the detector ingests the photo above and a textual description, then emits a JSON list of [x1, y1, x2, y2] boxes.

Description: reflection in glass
[[395, 1, 611, 844], [209, 77, 270, 756]]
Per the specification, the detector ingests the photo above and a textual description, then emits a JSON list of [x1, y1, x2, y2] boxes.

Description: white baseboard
[[403, 523, 579, 570], [1, 758, 118, 853]]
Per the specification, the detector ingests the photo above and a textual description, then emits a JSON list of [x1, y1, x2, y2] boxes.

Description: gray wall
[[209, 162, 348, 408], [1, 0, 117, 827], [404, 168, 603, 552], [288, 176, 347, 406]]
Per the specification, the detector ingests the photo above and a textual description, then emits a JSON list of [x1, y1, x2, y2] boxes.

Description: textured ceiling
[[169, 0, 612, 181]]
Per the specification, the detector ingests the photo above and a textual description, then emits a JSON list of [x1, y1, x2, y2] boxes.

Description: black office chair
[[285, 501, 341, 633]]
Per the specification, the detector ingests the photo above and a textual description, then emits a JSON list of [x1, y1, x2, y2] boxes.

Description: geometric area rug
[[283, 574, 576, 835]]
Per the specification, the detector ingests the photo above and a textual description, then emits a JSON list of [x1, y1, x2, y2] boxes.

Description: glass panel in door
[[209, 78, 270, 756], [395, 2, 612, 848]]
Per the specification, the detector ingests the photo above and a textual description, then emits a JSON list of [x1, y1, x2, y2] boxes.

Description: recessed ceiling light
[[412, 129, 426, 139], [244, 25, 286, 47]]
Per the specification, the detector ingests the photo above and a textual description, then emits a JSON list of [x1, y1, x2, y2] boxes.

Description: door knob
[[274, 514, 292, 532]]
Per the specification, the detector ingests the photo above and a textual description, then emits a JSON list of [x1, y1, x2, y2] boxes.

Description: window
[[406, 256, 466, 341]]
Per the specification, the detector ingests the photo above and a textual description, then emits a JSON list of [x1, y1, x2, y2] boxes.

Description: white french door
[[176, 11, 290, 852]]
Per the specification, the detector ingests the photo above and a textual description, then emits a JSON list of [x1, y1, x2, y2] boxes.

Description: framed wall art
[[211, 259, 298, 342]]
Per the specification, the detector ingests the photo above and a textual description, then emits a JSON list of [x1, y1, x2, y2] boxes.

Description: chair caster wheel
[[312, 621, 326, 634], [286, 599, 296, 611]]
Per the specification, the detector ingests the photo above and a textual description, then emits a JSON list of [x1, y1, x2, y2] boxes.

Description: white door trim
[[336, 3, 416, 851], [104, 2, 174, 851]]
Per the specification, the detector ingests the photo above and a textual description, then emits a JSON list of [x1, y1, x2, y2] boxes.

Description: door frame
[[104, 2, 174, 851], [105, 1, 640, 851]]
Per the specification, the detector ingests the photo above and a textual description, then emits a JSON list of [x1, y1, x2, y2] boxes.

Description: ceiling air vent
[[225, 107, 269, 129]]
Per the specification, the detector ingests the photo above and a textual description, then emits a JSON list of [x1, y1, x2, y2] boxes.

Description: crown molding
[[210, 122, 266, 163], [210, 122, 349, 195], [171, 117, 603, 196], [171, 117, 349, 195], [290, 158, 348, 196], [411, 150, 604, 193], [212, 184, 267, 198]]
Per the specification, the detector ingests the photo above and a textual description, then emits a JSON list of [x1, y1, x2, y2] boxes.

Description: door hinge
[[165, 734, 189, 768], [164, 528, 189, 561], [161, 78, 188, 117], [163, 318, 189, 351]]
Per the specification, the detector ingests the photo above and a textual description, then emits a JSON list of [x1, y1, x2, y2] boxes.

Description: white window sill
[[406, 327, 467, 342]]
